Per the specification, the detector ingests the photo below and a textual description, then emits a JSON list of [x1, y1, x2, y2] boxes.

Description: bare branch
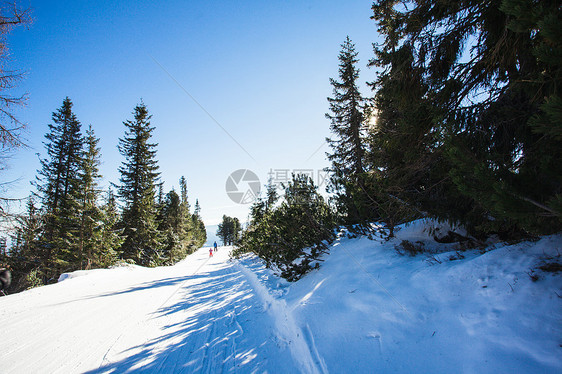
[[0, 1, 32, 150]]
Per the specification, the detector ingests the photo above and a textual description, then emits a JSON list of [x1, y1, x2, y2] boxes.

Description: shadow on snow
[[84, 262, 284, 374]]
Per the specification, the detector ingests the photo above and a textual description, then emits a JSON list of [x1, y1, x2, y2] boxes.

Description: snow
[[1, 219, 561, 373]]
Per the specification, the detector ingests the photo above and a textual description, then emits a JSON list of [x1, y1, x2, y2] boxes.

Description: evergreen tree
[[249, 179, 280, 224], [191, 199, 206, 248], [366, 36, 468, 237], [179, 176, 190, 214], [326, 37, 372, 226], [78, 125, 103, 268], [370, 0, 562, 236], [117, 102, 161, 265], [159, 189, 182, 264], [8, 197, 42, 291], [177, 177, 197, 253], [217, 215, 241, 246], [157, 178, 203, 263], [13, 197, 41, 265], [237, 174, 336, 281], [96, 188, 121, 267], [217, 215, 229, 246], [36, 97, 84, 276]]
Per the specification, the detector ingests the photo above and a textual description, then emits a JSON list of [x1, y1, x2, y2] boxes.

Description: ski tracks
[[1, 248, 325, 374], [234, 260, 327, 374]]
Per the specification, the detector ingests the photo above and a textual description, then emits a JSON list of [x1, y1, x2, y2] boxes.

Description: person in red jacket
[[209, 248, 213, 257]]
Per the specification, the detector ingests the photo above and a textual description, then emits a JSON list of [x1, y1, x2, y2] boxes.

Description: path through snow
[[0, 247, 320, 373]]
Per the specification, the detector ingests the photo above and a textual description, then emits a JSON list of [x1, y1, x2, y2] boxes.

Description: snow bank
[[235, 260, 326, 374], [58, 263, 141, 282], [242, 219, 562, 373]]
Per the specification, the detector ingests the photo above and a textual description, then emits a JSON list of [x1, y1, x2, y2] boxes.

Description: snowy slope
[[1, 220, 561, 373], [0, 248, 310, 373], [248, 220, 562, 373]]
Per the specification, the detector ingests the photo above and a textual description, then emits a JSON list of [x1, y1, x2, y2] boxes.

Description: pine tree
[[217, 215, 242, 246], [78, 125, 103, 269], [177, 176, 197, 255], [159, 189, 181, 264], [237, 174, 335, 281], [179, 176, 190, 214], [6, 197, 43, 292], [10, 197, 41, 265], [370, 0, 562, 236], [249, 179, 279, 224], [191, 199, 206, 248], [117, 102, 161, 265], [326, 37, 372, 226], [217, 215, 229, 246], [36, 97, 84, 276], [97, 188, 121, 267]]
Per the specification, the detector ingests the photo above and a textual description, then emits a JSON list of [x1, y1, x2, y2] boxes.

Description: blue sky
[[5, 0, 379, 225]]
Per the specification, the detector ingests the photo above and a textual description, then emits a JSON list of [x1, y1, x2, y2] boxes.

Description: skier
[[214, 241, 218, 252], [209, 247, 213, 257]]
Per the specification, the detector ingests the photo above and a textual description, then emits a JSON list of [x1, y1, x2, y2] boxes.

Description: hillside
[[0, 220, 560, 373]]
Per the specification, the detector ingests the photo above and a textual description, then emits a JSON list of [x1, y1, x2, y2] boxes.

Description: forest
[[1, 0, 561, 291], [3, 98, 206, 292], [234, 0, 562, 279]]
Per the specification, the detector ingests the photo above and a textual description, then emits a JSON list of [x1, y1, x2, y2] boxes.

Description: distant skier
[[0, 267, 11, 295], [209, 247, 213, 257], [214, 241, 218, 252]]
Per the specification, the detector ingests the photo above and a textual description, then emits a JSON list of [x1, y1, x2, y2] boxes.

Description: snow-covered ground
[[1, 220, 561, 373]]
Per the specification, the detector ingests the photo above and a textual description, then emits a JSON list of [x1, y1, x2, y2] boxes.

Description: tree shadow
[[44, 275, 196, 308], [84, 263, 291, 373]]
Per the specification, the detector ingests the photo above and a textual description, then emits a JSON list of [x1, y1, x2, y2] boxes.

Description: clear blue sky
[[5, 0, 379, 225]]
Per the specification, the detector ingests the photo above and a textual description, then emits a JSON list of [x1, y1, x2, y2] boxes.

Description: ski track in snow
[[0, 247, 305, 374], [234, 261, 325, 374]]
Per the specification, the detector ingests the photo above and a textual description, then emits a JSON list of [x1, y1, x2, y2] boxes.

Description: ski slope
[[0, 248, 319, 373], [1, 220, 561, 373]]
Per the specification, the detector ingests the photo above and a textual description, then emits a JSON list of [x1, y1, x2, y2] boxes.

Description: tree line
[[3, 98, 206, 292], [216, 215, 241, 246], [234, 0, 561, 280]]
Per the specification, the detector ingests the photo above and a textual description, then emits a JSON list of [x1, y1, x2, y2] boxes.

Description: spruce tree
[[12, 197, 42, 267], [159, 189, 181, 264], [366, 36, 470, 236], [191, 199, 206, 247], [179, 176, 190, 214], [237, 174, 335, 281], [117, 102, 161, 265], [97, 188, 121, 267], [78, 125, 103, 268], [157, 178, 202, 263], [370, 0, 562, 236], [36, 97, 84, 276], [217, 215, 229, 246], [217, 215, 241, 246], [9, 197, 42, 289], [326, 37, 371, 226], [177, 176, 196, 254]]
